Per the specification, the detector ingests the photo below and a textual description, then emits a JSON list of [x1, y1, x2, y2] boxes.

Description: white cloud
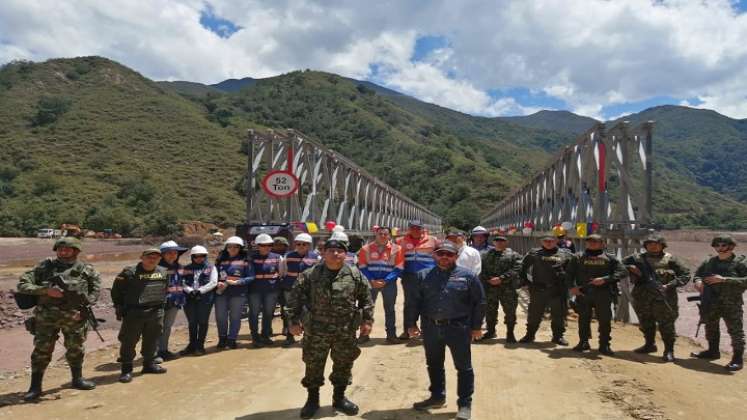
[[1, 0, 747, 118]]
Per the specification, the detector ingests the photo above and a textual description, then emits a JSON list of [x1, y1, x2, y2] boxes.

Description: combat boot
[[505, 325, 517, 344], [119, 364, 133, 383], [662, 341, 675, 363], [282, 335, 296, 348], [726, 350, 743, 372], [332, 386, 359, 415], [691, 339, 720, 360], [142, 363, 167, 374], [598, 342, 615, 356], [299, 387, 320, 419], [519, 328, 536, 344], [70, 366, 96, 390], [227, 339, 238, 349], [217, 336, 228, 350], [633, 331, 657, 354], [23, 371, 43, 401], [481, 324, 496, 340], [572, 340, 591, 352]]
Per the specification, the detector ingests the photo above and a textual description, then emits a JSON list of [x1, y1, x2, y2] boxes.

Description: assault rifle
[[49, 274, 106, 342], [631, 257, 674, 315], [686, 275, 717, 337]]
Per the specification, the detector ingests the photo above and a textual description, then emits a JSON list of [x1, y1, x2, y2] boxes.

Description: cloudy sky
[[2, 0, 747, 120]]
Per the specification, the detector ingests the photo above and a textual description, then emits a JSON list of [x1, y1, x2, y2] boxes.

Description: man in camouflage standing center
[[16, 237, 101, 401], [286, 238, 374, 419]]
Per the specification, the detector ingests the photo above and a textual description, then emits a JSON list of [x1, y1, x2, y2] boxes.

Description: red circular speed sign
[[261, 170, 300, 198]]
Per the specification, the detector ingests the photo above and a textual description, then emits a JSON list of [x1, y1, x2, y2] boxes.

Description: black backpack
[[14, 291, 38, 309]]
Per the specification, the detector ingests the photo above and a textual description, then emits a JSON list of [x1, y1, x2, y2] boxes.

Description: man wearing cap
[[280, 233, 321, 347], [566, 234, 627, 355], [478, 235, 522, 342], [469, 226, 492, 255], [17, 237, 101, 401], [555, 227, 576, 253], [357, 226, 405, 344], [156, 240, 187, 361], [690, 235, 747, 371], [397, 220, 438, 339], [112, 248, 169, 382], [446, 230, 482, 276], [406, 241, 485, 420], [286, 239, 374, 418], [623, 233, 690, 362], [519, 235, 574, 345], [273, 236, 291, 256]]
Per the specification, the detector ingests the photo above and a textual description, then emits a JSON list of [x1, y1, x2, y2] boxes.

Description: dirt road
[[0, 291, 745, 420]]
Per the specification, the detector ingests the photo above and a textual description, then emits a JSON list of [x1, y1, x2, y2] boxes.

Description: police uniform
[[691, 235, 747, 371], [565, 235, 627, 354], [16, 238, 101, 400], [405, 244, 486, 415], [519, 243, 574, 344], [622, 234, 690, 361], [112, 252, 169, 382], [478, 239, 522, 341], [285, 239, 374, 418]]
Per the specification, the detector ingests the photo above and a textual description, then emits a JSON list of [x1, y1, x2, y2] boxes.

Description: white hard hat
[[332, 225, 346, 233], [190, 245, 208, 256], [294, 233, 313, 243], [471, 226, 488, 234], [330, 231, 349, 242], [254, 233, 274, 245], [225, 236, 244, 247]]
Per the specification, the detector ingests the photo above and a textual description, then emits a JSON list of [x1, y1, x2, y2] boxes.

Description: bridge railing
[[244, 129, 442, 236], [481, 121, 655, 323]]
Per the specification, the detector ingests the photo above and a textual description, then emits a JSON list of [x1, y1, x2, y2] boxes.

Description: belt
[[424, 316, 469, 326]]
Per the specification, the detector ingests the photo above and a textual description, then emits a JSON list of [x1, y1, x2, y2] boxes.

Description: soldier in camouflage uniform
[[566, 234, 627, 355], [478, 235, 522, 342], [690, 235, 747, 371], [623, 234, 690, 362], [285, 239, 374, 419], [112, 248, 169, 383], [16, 237, 101, 401]]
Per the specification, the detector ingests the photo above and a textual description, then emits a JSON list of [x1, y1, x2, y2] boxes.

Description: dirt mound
[[0, 291, 30, 330]]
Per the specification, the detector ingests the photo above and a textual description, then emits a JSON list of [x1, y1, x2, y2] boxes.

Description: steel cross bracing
[[245, 129, 442, 235], [481, 121, 655, 323]]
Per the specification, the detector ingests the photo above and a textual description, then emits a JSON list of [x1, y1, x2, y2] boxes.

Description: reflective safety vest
[[397, 234, 438, 274], [281, 250, 320, 289], [250, 252, 282, 293], [357, 241, 404, 282]]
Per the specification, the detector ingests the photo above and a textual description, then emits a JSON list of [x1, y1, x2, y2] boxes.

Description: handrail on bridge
[[245, 129, 442, 236]]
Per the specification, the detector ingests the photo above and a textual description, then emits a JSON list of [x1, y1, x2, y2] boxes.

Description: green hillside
[[1, 56, 747, 236], [500, 110, 599, 135]]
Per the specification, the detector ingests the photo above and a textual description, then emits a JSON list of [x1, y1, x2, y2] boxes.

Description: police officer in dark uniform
[[112, 248, 169, 383], [566, 234, 627, 355], [406, 241, 485, 420], [519, 234, 574, 345]]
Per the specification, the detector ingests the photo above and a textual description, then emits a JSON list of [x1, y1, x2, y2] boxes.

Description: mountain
[[211, 77, 257, 92], [500, 110, 599, 135], [2, 56, 747, 236]]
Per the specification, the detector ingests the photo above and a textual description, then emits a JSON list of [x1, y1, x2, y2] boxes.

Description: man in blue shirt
[[405, 241, 486, 420]]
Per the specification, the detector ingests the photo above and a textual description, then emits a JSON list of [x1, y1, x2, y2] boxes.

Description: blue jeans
[[215, 294, 247, 340], [401, 272, 418, 331], [371, 281, 397, 337], [158, 305, 180, 353], [248, 291, 279, 338], [422, 319, 474, 408]]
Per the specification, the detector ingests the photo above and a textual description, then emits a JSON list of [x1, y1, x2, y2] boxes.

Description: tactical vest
[[36, 259, 94, 308], [120, 265, 168, 307]]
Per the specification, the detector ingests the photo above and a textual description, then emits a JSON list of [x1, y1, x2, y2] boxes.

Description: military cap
[[711, 234, 737, 247], [141, 248, 162, 257], [324, 239, 348, 251], [53, 237, 82, 251], [540, 234, 558, 241], [492, 235, 508, 242], [445, 229, 465, 238], [585, 234, 604, 241], [642, 233, 667, 248], [273, 236, 290, 246], [434, 240, 459, 254]]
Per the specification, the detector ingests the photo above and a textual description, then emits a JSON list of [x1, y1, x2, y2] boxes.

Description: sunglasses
[[435, 251, 456, 257]]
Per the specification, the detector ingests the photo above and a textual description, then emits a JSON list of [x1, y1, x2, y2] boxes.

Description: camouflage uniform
[[479, 247, 522, 337], [285, 263, 374, 389], [17, 258, 101, 373], [693, 253, 747, 358], [623, 249, 690, 350]]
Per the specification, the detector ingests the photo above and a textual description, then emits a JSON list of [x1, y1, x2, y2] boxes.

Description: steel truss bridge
[[480, 121, 655, 322], [244, 129, 442, 236]]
